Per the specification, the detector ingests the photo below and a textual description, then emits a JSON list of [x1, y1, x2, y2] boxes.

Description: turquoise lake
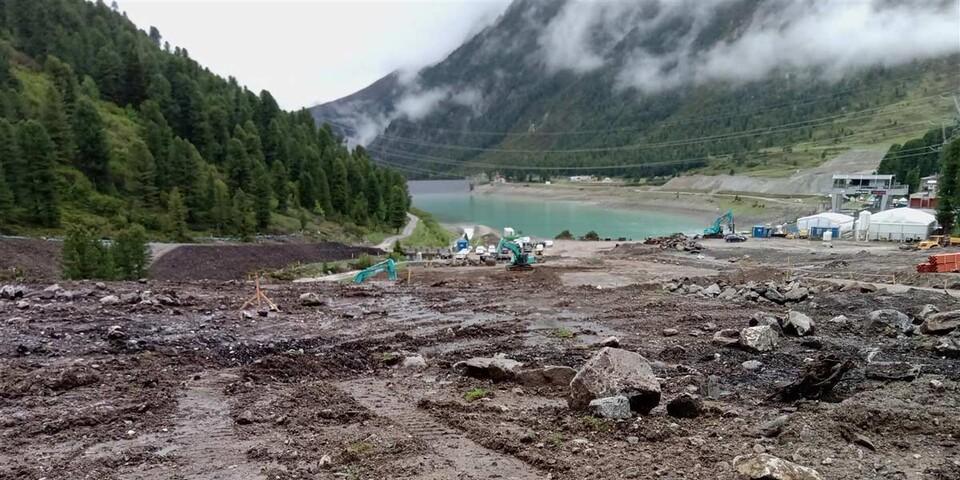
[[410, 181, 704, 240]]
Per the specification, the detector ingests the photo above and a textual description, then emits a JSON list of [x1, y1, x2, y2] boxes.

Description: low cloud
[[539, 0, 960, 93]]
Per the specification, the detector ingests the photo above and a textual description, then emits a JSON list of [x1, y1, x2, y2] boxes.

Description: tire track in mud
[[338, 378, 544, 480], [85, 371, 268, 480]]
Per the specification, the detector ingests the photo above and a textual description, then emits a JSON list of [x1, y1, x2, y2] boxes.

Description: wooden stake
[[239, 274, 279, 319]]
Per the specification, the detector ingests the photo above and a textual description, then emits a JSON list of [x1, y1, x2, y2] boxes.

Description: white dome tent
[[797, 212, 855, 233], [865, 208, 937, 242]]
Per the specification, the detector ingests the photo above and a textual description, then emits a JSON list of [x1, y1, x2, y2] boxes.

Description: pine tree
[[167, 187, 189, 241], [0, 119, 21, 202], [350, 192, 369, 226], [315, 167, 333, 215], [41, 85, 75, 163], [938, 139, 960, 235], [17, 120, 59, 227], [298, 171, 316, 212], [232, 188, 255, 241], [270, 160, 290, 212], [387, 185, 408, 233], [128, 140, 158, 207], [0, 153, 13, 226], [114, 223, 150, 280], [73, 98, 111, 189], [225, 137, 251, 193], [210, 178, 231, 235], [94, 45, 123, 103], [62, 225, 100, 280], [43, 56, 78, 106], [329, 158, 349, 214], [251, 161, 272, 230]]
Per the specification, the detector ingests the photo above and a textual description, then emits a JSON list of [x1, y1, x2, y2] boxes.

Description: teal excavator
[[353, 259, 398, 284], [497, 236, 536, 270], [704, 210, 735, 238]]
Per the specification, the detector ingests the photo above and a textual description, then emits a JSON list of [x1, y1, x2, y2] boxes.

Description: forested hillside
[[0, 0, 410, 240], [313, 0, 959, 180]]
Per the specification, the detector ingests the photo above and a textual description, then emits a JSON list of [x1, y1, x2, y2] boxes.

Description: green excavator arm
[[497, 236, 536, 269], [353, 259, 398, 284]]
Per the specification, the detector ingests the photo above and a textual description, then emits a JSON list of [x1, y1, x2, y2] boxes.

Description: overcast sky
[[117, 0, 511, 109]]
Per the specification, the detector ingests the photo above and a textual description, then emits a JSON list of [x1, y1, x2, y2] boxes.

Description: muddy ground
[[1, 239, 959, 479]]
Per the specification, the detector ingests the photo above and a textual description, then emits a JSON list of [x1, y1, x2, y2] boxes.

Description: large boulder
[[739, 326, 779, 353], [704, 283, 722, 296], [920, 310, 960, 335], [783, 311, 815, 337], [763, 289, 786, 304], [516, 365, 577, 387], [453, 354, 523, 381], [568, 347, 661, 414], [733, 454, 824, 480], [936, 337, 960, 358], [865, 309, 912, 335], [666, 394, 703, 419], [0, 285, 28, 299], [783, 287, 809, 302]]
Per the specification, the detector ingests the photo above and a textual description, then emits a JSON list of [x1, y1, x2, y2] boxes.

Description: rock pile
[[644, 233, 703, 253], [664, 279, 814, 305]]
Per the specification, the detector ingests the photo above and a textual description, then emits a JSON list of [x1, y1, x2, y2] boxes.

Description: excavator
[[703, 209, 735, 239], [353, 259, 398, 284], [497, 236, 536, 270]]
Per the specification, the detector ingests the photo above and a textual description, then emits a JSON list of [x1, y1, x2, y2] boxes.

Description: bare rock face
[[739, 326, 779, 353], [588, 395, 632, 419], [568, 347, 661, 414], [920, 310, 960, 335], [454, 354, 524, 381], [733, 454, 824, 480]]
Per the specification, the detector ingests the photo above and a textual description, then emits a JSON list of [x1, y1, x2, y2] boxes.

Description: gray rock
[[936, 337, 960, 358], [828, 315, 850, 325], [757, 415, 790, 438], [713, 329, 741, 347], [588, 395, 632, 419], [742, 360, 763, 371], [662, 328, 679, 337], [739, 325, 779, 353], [733, 454, 824, 480], [106, 325, 126, 340], [704, 283, 722, 296], [686, 284, 703, 295], [865, 362, 920, 381], [0, 285, 28, 299], [95, 282, 107, 290], [596, 336, 620, 347], [15, 300, 29, 310], [119, 292, 141, 304], [763, 289, 786, 304], [568, 347, 661, 414], [719, 287, 738, 300], [516, 365, 577, 386], [666, 394, 703, 418], [454, 354, 523, 381], [749, 313, 781, 330], [918, 304, 940, 321], [399, 355, 427, 371], [99, 295, 120, 305], [866, 309, 912, 335], [235, 410, 257, 425], [920, 310, 960, 335], [663, 282, 679, 292], [299, 292, 325, 307], [784, 287, 809, 302], [783, 311, 815, 337], [44, 284, 62, 293]]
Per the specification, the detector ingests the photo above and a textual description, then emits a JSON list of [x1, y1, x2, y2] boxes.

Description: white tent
[[797, 212, 855, 232], [866, 208, 937, 241]]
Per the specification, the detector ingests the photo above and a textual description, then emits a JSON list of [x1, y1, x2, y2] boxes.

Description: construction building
[[830, 174, 908, 212]]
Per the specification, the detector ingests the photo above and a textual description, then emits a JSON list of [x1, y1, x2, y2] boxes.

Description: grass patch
[[346, 441, 374, 455], [405, 208, 455, 249], [464, 387, 490, 402], [581, 416, 613, 433], [551, 328, 575, 339]]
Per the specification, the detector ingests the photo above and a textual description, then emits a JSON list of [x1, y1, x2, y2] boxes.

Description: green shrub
[[464, 387, 490, 402], [555, 229, 574, 240], [581, 230, 600, 241]]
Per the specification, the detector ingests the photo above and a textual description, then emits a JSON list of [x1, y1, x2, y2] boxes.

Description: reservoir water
[[410, 180, 704, 240]]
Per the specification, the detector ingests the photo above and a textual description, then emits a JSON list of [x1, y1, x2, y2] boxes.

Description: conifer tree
[[73, 98, 111, 189], [41, 85, 75, 163], [18, 120, 59, 226], [251, 161, 272, 230], [0, 154, 13, 225], [329, 158, 349, 214], [210, 178, 231, 235], [232, 188, 255, 241], [167, 187, 189, 241], [315, 167, 333, 216], [0, 119, 21, 201], [62, 225, 100, 280], [114, 223, 150, 280], [270, 160, 290, 212], [128, 140, 158, 207], [387, 185, 408, 233]]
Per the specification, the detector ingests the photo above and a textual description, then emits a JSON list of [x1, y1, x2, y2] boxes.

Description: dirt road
[[376, 213, 419, 251], [2, 238, 959, 479]]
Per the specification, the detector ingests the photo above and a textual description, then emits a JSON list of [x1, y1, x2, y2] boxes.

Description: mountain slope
[[0, 0, 410, 239], [312, 0, 960, 180]]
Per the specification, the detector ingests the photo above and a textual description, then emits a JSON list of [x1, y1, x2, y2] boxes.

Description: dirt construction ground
[[2, 238, 960, 479]]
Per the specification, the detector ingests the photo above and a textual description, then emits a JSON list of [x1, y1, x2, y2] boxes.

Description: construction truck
[[704, 210, 735, 239]]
